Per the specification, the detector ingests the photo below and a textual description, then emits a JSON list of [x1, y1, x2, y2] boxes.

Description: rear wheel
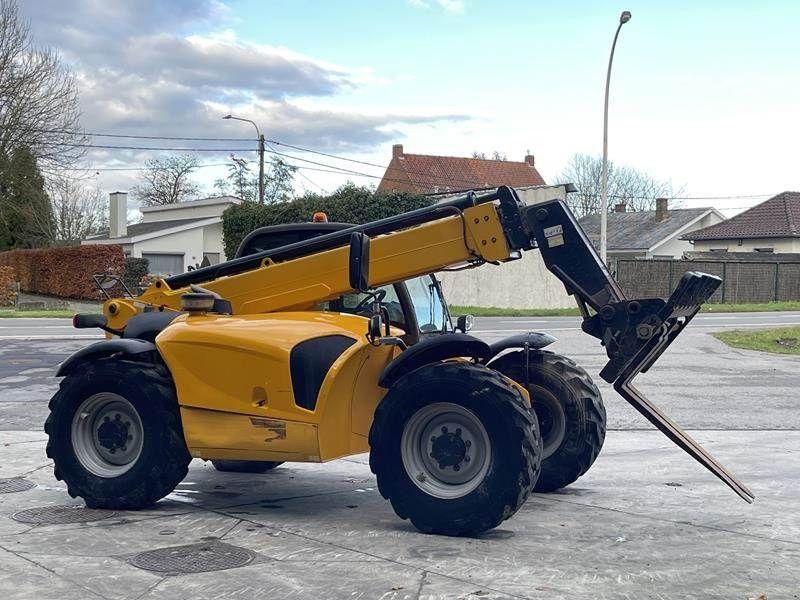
[[45, 360, 190, 509], [489, 350, 606, 492], [369, 362, 541, 536], [211, 460, 283, 473]]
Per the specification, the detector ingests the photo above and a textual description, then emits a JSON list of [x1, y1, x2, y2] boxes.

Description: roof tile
[[579, 208, 714, 250], [683, 192, 800, 240], [378, 152, 545, 194]]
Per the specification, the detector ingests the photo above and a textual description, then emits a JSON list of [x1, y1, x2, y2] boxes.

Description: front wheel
[[489, 350, 606, 492], [369, 362, 542, 536], [45, 360, 191, 509]]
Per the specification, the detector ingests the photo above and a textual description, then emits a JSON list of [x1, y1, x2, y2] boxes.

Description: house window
[[203, 252, 221, 265], [142, 253, 184, 276], [754, 247, 774, 253]]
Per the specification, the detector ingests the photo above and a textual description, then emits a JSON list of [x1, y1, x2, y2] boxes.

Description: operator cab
[[316, 274, 452, 345]]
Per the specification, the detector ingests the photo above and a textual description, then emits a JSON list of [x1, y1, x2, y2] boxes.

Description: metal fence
[[615, 258, 800, 303]]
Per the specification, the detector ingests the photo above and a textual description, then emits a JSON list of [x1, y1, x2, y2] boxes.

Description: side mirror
[[368, 313, 383, 341], [348, 232, 370, 292], [455, 314, 474, 333]]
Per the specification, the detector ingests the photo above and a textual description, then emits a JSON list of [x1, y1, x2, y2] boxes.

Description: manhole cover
[[12, 506, 116, 524], [130, 542, 256, 574], [0, 478, 35, 494]]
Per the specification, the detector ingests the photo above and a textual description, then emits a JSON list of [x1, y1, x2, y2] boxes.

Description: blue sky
[[23, 0, 800, 213]]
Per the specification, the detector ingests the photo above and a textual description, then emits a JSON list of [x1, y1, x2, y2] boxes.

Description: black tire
[[489, 350, 606, 492], [211, 460, 283, 473], [45, 359, 191, 509], [369, 361, 541, 536]]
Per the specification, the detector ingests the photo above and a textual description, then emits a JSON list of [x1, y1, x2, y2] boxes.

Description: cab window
[[317, 285, 406, 330], [406, 276, 447, 334]]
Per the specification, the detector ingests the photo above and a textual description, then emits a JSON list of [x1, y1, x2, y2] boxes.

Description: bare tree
[[44, 174, 107, 242], [556, 153, 681, 217], [226, 155, 255, 202], [263, 157, 296, 203], [131, 155, 200, 206], [471, 151, 507, 161], [0, 0, 85, 168]]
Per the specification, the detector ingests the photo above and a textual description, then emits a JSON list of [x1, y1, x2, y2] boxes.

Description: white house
[[683, 191, 800, 253], [578, 199, 725, 260], [83, 192, 240, 275]]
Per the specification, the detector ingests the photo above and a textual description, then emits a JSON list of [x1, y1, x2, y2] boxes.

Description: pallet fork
[[527, 197, 754, 502]]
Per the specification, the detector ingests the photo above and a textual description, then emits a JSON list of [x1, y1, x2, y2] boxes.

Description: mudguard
[[378, 333, 490, 388], [485, 332, 556, 362], [56, 339, 157, 377]]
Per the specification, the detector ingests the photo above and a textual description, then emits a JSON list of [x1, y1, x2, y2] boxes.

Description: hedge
[[222, 184, 433, 259], [123, 257, 150, 294], [0, 245, 125, 300], [0, 265, 16, 306]]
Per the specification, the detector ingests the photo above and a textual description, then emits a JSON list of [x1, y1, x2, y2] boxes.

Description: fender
[[56, 339, 157, 377], [378, 333, 490, 388], [485, 332, 556, 363]]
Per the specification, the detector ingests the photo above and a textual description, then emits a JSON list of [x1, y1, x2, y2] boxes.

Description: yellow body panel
[[156, 311, 399, 462]]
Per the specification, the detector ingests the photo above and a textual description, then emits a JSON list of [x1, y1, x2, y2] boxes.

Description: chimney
[[655, 197, 668, 222], [524, 153, 535, 166], [614, 202, 626, 213], [109, 192, 127, 238], [392, 144, 404, 159]]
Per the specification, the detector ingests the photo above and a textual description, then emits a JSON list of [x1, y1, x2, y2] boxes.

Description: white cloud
[[17, 0, 468, 169]]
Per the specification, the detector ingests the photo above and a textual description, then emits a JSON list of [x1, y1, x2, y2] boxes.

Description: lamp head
[[620, 10, 631, 24], [222, 114, 232, 119]]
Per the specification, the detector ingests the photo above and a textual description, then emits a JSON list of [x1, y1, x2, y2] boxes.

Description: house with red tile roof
[[683, 191, 800, 253], [376, 145, 545, 195]]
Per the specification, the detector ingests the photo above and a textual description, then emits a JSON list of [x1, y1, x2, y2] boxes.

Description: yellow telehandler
[[47, 186, 753, 535]]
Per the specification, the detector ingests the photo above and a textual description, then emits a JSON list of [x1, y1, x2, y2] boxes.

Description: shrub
[[0, 245, 125, 300], [222, 184, 432, 258], [0, 265, 17, 306], [123, 256, 150, 294]]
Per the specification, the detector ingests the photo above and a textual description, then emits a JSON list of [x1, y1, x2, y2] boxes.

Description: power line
[[263, 140, 328, 195], [24, 127, 253, 143], [295, 170, 329, 195], [36, 132, 780, 206], [46, 140, 521, 190], [266, 138, 390, 171], [43, 142, 438, 186], [52, 142, 256, 152]]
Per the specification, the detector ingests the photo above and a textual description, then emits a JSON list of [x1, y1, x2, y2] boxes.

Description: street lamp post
[[222, 114, 265, 203], [600, 10, 631, 264]]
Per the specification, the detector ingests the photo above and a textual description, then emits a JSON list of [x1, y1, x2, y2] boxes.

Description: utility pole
[[222, 114, 264, 203], [600, 10, 631, 264], [257, 133, 265, 204]]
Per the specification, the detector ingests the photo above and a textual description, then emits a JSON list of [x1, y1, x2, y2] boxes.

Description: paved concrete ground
[[0, 315, 799, 598]]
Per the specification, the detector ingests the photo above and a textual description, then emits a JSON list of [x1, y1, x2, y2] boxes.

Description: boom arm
[[103, 185, 752, 502]]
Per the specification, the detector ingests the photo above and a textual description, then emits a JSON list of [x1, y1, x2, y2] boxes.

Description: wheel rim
[[71, 392, 144, 478], [401, 402, 491, 499], [529, 385, 566, 459]]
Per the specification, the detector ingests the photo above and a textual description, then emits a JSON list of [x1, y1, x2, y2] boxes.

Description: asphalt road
[[2, 312, 800, 340], [1, 313, 799, 431], [1, 314, 799, 598]]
